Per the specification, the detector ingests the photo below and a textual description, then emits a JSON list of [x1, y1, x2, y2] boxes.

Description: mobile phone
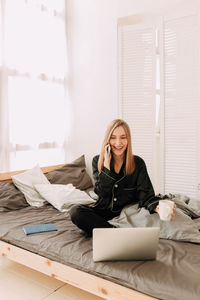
[[107, 144, 111, 154]]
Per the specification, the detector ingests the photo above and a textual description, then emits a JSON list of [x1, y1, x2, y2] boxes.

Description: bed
[[0, 155, 200, 300]]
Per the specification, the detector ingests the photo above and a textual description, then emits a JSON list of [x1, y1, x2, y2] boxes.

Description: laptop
[[92, 227, 160, 262]]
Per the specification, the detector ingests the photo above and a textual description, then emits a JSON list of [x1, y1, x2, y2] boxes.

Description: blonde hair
[[98, 119, 135, 175]]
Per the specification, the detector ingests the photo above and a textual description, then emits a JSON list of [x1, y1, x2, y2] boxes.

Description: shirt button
[[114, 184, 118, 188], [113, 198, 117, 201]]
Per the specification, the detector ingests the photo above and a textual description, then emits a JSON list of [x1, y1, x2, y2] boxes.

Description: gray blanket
[[110, 194, 200, 243]]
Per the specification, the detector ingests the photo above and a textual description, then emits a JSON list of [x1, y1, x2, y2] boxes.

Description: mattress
[[0, 205, 200, 300]]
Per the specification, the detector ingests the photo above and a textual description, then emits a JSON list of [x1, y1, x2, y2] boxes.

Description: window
[[0, 0, 69, 171]]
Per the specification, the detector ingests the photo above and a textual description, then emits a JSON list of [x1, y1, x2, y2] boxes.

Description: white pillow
[[34, 183, 95, 212], [11, 164, 50, 207]]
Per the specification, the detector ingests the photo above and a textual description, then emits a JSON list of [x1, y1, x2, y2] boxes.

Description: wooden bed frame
[[0, 165, 157, 300]]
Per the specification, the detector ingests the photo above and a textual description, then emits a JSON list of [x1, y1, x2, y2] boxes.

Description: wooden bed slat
[[0, 164, 65, 182]]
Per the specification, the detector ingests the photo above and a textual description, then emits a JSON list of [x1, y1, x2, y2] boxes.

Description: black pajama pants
[[69, 204, 119, 235]]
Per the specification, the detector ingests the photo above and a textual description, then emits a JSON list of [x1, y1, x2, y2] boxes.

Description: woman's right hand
[[103, 144, 111, 170]]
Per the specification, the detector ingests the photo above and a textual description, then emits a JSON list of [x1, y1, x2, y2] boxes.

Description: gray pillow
[[45, 155, 93, 190], [0, 182, 29, 211]]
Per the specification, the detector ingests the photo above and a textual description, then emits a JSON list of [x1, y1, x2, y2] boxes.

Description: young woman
[[69, 119, 176, 236]]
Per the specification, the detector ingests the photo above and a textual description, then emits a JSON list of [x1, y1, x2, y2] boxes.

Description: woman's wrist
[[154, 205, 159, 213], [103, 160, 110, 170]]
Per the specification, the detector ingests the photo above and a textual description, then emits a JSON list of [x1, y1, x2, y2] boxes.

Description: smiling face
[[109, 126, 128, 158]]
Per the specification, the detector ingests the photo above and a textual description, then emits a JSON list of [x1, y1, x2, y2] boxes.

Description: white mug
[[158, 200, 174, 221]]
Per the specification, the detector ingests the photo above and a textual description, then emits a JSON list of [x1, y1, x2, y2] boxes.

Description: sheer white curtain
[[0, 0, 70, 172], [0, 0, 10, 171]]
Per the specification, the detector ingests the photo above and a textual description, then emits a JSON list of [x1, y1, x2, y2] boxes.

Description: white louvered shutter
[[118, 21, 157, 189], [163, 14, 200, 198]]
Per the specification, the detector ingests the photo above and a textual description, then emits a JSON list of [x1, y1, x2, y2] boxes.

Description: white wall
[[65, 0, 197, 175]]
